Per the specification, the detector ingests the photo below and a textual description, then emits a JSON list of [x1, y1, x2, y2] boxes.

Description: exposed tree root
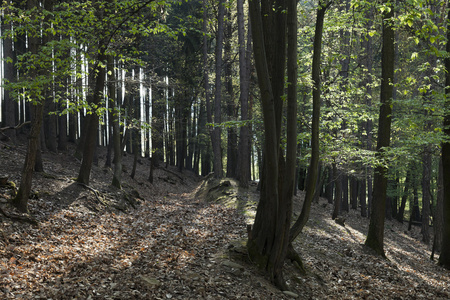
[[287, 243, 307, 275]]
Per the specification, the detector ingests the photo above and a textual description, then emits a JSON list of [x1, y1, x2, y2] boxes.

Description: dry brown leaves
[[1, 140, 449, 299]]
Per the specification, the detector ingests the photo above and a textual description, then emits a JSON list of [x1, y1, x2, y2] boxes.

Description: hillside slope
[[0, 138, 449, 299]]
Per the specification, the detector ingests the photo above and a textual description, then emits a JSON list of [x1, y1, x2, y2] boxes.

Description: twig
[[0, 121, 31, 132]]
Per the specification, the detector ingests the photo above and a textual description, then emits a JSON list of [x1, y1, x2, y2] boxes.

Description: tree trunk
[[341, 174, 349, 212], [421, 148, 431, 245], [332, 163, 341, 220], [359, 175, 369, 217], [350, 176, 358, 209], [397, 167, 411, 223], [1, 6, 17, 142], [325, 166, 334, 204], [77, 47, 107, 185], [365, 0, 395, 257], [237, 0, 251, 187], [107, 57, 122, 189], [210, 0, 225, 178], [440, 2, 450, 268], [247, 0, 297, 289], [432, 158, 444, 259], [10, 0, 42, 212], [288, 0, 329, 242]]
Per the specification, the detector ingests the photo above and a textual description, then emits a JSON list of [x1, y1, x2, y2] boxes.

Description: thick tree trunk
[[247, 0, 297, 289], [364, 0, 395, 257]]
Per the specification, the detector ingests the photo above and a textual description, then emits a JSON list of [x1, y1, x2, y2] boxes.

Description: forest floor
[[1, 137, 449, 299]]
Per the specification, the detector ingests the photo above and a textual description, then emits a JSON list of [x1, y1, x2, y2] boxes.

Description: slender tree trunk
[[237, 0, 251, 187], [422, 148, 431, 244], [10, 0, 42, 213], [364, 0, 395, 257], [211, 0, 225, 178], [432, 158, 444, 259], [77, 47, 107, 185], [332, 163, 341, 220], [289, 0, 329, 242], [2, 6, 17, 142], [397, 168, 411, 223]]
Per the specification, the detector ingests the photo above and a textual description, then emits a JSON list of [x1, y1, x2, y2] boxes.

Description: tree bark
[[10, 0, 43, 213], [237, 0, 251, 187], [421, 148, 431, 245], [1, 6, 17, 142], [289, 0, 330, 243], [439, 2, 450, 268], [365, 0, 395, 257], [247, 0, 297, 289], [76, 47, 107, 185], [211, 0, 225, 178]]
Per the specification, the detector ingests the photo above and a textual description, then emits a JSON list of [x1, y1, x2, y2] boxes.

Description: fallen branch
[[0, 121, 31, 132]]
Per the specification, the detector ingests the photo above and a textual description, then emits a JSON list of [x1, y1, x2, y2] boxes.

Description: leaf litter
[[0, 139, 449, 299]]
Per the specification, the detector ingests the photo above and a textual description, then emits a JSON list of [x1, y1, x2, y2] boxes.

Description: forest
[[0, 0, 450, 298]]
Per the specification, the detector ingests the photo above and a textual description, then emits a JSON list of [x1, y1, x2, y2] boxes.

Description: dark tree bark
[[332, 163, 342, 220], [76, 46, 107, 185], [247, 0, 297, 289], [364, 0, 395, 257], [341, 174, 349, 212], [361, 176, 367, 217], [289, 0, 330, 243], [1, 5, 17, 142], [432, 158, 444, 259], [107, 57, 122, 189], [439, 2, 450, 268], [237, 0, 251, 187], [350, 176, 358, 209], [211, 0, 225, 178], [408, 185, 420, 231], [10, 0, 43, 213], [325, 166, 334, 204], [225, 8, 237, 178], [396, 167, 411, 223], [202, 0, 212, 177], [421, 148, 432, 245]]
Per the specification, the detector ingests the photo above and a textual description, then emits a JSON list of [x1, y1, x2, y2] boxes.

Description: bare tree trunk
[[211, 0, 225, 178], [365, 0, 395, 257], [77, 47, 107, 185], [10, 0, 43, 212], [440, 4, 450, 268], [237, 0, 251, 187], [1, 6, 17, 142], [422, 148, 432, 245]]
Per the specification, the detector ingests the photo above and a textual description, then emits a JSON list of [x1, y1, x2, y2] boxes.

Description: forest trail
[[1, 140, 450, 299]]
